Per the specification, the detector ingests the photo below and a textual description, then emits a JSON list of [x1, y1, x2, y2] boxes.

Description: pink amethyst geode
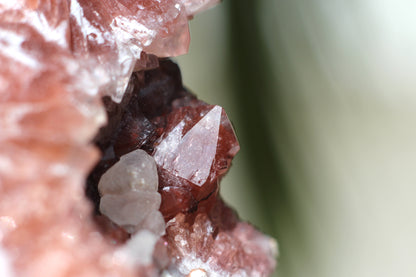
[[0, 1, 277, 276]]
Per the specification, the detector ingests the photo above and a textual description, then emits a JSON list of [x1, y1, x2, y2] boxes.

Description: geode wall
[[0, 1, 276, 276]]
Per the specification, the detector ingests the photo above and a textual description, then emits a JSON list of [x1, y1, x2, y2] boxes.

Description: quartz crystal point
[[89, 59, 240, 220], [0, 0, 277, 276], [88, 59, 277, 276]]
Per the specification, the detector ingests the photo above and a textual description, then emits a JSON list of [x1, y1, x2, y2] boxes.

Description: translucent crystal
[[0, 1, 221, 276], [154, 105, 222, 187], [89, 59, 277, 276], [98, 149, 159, 194], [98, 149, 164, 235], [0, 0, 277, 275], [70, 0, 191, 102], [88, 60, 240, 219]]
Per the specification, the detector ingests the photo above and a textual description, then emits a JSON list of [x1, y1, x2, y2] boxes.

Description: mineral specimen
[[0, 0, 277, 276], [88, 59, 240, 220], [88, 58, 277, 276]]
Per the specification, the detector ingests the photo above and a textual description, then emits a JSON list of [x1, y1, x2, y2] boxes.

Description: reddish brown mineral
[[88, 59, 276, 276], [0, 0, 277, 276], [88, 60, 239, 220], [157, 198, 277, 276]]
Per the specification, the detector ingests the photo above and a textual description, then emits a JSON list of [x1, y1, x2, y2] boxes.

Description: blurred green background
[[177, 1, 416, 277]]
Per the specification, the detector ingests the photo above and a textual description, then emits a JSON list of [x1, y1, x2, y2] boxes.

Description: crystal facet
[[0, 0, 277, 276], [87, 59, 276, 276], [154, 105, 224, 187], [98, 149, 164, 235], [88, 60, 240, 220]]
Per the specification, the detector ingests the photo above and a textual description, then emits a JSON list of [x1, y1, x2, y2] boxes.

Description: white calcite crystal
[[98, 149, 165, 235], [114, 230, 160, 266], [0, 244, 14, 277]]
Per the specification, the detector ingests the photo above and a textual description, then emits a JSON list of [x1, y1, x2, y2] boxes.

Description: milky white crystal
[[98, 149, 165, 235], [99, 149, 158, 194], [114, 230, 159, 266], [0, 0, 225, 276], [0, 244, 14, 277]]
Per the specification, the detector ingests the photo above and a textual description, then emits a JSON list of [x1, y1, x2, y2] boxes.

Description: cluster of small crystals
[[0, 0, 219, 276], [159, 200, 277, 277], [89, 59, 277, 276], [88, 60, 240, 220]]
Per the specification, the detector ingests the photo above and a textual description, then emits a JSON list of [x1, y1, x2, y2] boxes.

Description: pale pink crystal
[[69, 0, 191, 101], [0, 0, 220, 276], [87, 58, 277, 276], [154, 105, 222, 187]]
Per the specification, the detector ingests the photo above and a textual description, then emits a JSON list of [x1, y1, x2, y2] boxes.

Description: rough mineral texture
[[88, 59, 277, 276], [0, 0, 277, 276], [88, 60, 240, 220], [158, 199, 277, 277]]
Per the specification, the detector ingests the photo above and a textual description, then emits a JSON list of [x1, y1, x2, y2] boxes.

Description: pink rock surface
[[158, 199, 277, 277], [0, 0, 220, 276], [0, 0, 277, 276]]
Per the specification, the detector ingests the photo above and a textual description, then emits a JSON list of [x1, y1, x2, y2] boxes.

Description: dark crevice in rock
[[85, 59, 239, 221], [86, 59, 190, 213]]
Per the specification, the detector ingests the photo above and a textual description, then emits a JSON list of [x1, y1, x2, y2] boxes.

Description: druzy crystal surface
[[160, 199, 277, 277], [0, 0, 277, 276], [89, 58, 276, 276]]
